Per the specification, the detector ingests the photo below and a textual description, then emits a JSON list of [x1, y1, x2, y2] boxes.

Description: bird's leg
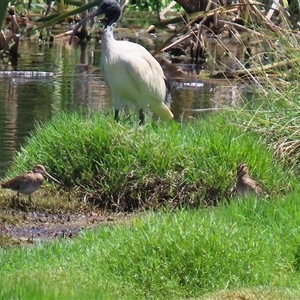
[[12, 193, 17, 206], [28, 195, 34, 207], [139, 109, 145, 126], [12, 193, 20, 207], [114, 110, 119, 122]]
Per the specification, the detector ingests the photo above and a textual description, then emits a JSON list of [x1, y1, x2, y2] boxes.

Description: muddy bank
[[0, 210, 131, 244]]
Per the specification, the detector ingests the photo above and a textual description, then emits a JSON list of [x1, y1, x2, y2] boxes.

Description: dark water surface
[[0, 34, 250, 178]]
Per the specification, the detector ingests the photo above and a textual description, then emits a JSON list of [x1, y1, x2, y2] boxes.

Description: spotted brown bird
[[236, 162, 262, 197], [1, 165, 61, 202]]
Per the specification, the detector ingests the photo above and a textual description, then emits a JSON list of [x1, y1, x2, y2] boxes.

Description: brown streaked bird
[[1, 165, 61, 202], [236, 163, 262, 197]]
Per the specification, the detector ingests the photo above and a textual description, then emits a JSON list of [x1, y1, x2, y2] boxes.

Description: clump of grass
[[0, 236, 21, 248], [201, 286, 300, 300], [231, 85, 300, 173], [4, 110, 296, 211], [0, 184, 91, 214]]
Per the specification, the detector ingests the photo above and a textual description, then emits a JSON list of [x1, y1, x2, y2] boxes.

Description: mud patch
[[0, 210, 131, 245]]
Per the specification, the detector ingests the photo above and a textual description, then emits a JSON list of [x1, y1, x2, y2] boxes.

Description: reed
[[0, 1, 9, 28]]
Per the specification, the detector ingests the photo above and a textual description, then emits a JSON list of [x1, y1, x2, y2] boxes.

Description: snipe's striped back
[[236, 163, 262, 197]]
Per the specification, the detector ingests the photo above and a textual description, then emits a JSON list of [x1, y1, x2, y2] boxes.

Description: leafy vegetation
[[2, 110, 296, 212], [0, 0, 9, 28], [129, 0, 174, 11], [232, 88, 300, 170]]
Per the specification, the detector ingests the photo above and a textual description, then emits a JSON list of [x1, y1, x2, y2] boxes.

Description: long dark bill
[[69, 7, 103, 45], [44, 171, 62, 185]]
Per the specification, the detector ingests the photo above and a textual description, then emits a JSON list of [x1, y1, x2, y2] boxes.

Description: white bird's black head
[[69, 0, 121, 44], [99, 0, 122, 26]]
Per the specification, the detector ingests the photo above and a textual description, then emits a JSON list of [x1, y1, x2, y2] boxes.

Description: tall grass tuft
[[231, 85, 300, 173], [4, 110, 297, 210]]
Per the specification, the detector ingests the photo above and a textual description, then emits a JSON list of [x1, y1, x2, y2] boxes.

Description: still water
[[0, 34, 249, 178]]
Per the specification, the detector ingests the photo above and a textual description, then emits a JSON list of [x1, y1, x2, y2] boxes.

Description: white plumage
[[70, 0, 174, 124]]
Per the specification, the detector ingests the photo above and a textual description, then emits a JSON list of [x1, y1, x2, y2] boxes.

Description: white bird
[[69, 0, 174, 125]]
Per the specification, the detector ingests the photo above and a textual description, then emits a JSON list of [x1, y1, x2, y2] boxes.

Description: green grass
[[232, 87, 300, 169], [1, 110, 297, 211], [1, 108, 300, 298], [1, 195, 300, 299]]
